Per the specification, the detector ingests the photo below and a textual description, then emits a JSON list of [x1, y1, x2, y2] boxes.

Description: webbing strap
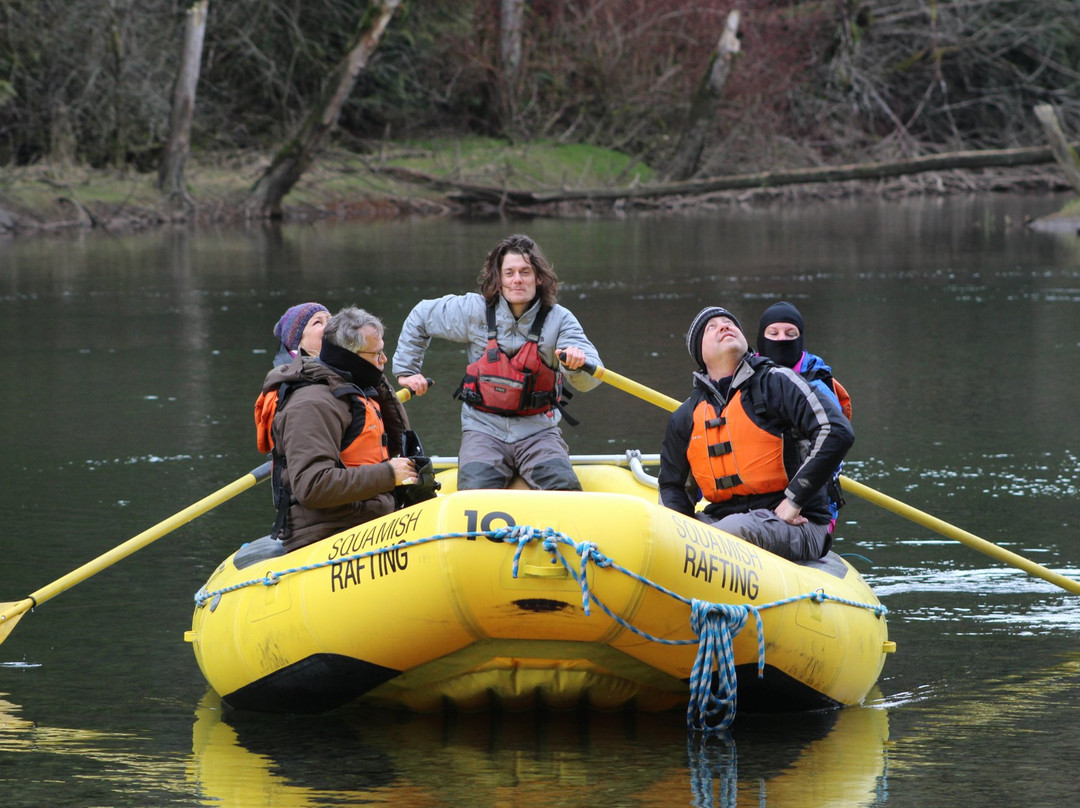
[[714, 474, 741, 490]]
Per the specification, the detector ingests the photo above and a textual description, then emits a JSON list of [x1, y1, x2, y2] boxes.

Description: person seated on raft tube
[[756, 300, 852, 533], [658, 306, 854, 562], [392, 233, 602, 491], [272, 301, 330, 366], [258, 307, 416, 552]]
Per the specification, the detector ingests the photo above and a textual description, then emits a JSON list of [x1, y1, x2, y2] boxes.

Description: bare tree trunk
[[158, 0, 209, 199], [107, 0, 130, 168], [49, 103, 77, 168], [498, 0, 526, 133], [1034, 104, 1080, 196], [664, 10, 740, 182], [245, 0, 403, 219]]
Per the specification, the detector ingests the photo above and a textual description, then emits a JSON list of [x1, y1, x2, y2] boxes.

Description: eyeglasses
[[358, 349, 387, 360]]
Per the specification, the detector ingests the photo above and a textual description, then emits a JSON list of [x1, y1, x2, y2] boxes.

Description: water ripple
[[845, 451, 1080, 498]]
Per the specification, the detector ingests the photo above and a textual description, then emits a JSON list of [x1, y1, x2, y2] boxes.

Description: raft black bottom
[[223, 658, 840, 715], [730, 663, 842, 713], [224, 653, 401, 714]]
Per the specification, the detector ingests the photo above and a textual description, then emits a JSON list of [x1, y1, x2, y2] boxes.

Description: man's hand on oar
[[396, 375, 434, 399], [556, 347, 587, 370], [560, 353, 681, 412]]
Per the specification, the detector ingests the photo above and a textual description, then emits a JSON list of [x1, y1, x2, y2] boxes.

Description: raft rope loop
[[194, 525, 886, 734]]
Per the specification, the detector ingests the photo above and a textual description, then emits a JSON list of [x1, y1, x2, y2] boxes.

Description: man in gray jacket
[[393, 234, 602, 491]]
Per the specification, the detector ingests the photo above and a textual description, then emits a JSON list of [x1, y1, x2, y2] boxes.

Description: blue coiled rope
[[195, 524, 885, 733], [687, 599, 761, 732]]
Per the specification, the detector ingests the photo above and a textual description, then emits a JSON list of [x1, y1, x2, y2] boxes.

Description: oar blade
[[0, 601, 32, 646]]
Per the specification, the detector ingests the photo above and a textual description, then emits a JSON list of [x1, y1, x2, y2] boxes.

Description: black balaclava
[[756, 301, 805, 369]]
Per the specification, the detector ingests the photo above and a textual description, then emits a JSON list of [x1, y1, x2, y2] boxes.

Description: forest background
[[2, 0, 1079, 230]]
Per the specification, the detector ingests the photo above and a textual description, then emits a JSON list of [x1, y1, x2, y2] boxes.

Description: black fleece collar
[[319, 341, 384, 389]]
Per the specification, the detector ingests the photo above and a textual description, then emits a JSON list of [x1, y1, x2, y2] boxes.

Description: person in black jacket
[[658, 306, 854, 562]]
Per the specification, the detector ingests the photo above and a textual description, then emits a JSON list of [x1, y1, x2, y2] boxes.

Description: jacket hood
[[261, 354, 343, 394]]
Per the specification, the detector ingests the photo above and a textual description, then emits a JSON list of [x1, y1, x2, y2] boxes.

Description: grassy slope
[[0, 135, 1072, 233], [0, 137, 654, 230]]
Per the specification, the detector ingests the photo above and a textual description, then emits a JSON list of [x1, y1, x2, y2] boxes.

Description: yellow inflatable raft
[[186, 454, 892, 727]]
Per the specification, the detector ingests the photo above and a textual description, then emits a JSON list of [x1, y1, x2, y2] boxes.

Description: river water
[[2, 194, 1080, 807]]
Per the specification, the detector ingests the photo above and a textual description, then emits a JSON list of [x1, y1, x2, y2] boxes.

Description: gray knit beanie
[[686, 306, 743, 369]]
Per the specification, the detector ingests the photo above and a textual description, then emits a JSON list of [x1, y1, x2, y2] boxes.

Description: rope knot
[[686, 599, 766, 734], [509, 525, 543, 578], [493, 525, 523, 542], [262, 571, 280, 586]]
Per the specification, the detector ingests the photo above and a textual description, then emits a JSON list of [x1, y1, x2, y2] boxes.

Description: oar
[[0, 384, 424, 645], [573, 359, 1080, 597], [0, 462, 273, 644], [562, 355, 682, 412], [839, 476, 1080, 596], [394, 377, 434, 403]]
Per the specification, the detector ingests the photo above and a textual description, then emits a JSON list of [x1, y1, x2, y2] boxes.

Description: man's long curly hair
[[477, 233, 559, 307]]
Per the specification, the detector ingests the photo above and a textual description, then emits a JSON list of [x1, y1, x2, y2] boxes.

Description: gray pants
[[699, 508, 830, 562], [457, 429, 582, 491]]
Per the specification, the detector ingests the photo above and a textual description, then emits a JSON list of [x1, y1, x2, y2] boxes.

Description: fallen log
[[375, 145, 1073, 210]]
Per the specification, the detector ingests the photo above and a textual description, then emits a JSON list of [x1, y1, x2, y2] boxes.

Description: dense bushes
[[1, 0, 1078, 173]]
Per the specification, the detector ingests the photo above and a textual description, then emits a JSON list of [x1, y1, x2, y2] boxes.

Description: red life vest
[[687, 391, 789, 503], [454, 304, 562, 417]]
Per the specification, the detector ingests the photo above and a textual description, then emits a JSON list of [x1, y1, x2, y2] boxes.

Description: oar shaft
[[0, 462, 272, 631], [4, 385, 420, 638], [840, 475, 1080, 596], [579, 360, 681, 412]]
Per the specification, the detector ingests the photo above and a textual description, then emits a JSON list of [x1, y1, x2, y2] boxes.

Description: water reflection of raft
[[186, 454, 893, 720], [188, 688, 890, 808]]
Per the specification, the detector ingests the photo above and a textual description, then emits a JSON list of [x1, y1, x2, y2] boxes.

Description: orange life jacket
[[255, 382, 388, 465], [259, 380, 389, 542], [831, 378, 852, 420], [339, 395, 389, 465], [687, 391, 789, 503], [454, 303, 562, 417]]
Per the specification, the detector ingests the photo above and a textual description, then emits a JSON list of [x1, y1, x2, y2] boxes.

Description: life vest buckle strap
[[715, 474, 742, 490], [707, 441, 732, 457], [705, 417, 725, 429]]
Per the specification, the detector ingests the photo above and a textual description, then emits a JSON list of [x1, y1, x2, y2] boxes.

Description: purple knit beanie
[[274, 302, 329, 352]]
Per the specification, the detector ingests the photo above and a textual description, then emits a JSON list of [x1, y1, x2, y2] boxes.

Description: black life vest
[[454, 303, 565, 418]]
